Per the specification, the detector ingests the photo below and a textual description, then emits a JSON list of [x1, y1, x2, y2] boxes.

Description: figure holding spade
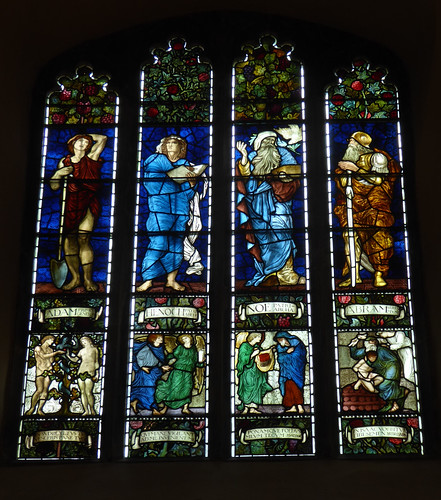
[[50, 133, 107, 291]]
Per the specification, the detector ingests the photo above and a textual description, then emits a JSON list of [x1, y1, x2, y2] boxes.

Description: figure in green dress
[[155, 334, 202, 415], [236, 332, 273, 414]]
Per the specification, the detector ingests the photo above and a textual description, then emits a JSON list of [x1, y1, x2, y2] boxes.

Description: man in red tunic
[[50, 133, 107, 291], [334, 131, 400, 287]]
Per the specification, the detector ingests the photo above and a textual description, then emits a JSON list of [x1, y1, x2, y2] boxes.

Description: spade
[[50, 177, 69, 288]]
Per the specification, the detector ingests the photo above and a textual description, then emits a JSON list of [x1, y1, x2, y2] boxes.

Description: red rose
[[382, 92, 394, 101], [84, 84, 98, 96], [186, 57, 197, 66], [146, 107, 159, 118], [198, 73, 209, 82], [51, 113, 66, 124], [193, 420, 205, 431], [331, 94, 345, 106], [350, 419, 364, 428], [100, 114, 114, 124], [351, 80, 364, 91], [371, 70, 384, 81], [353, 59, 366, 67], [389, 110, 398, 119], [130, 421, 143, 430], [167, 84, 179, 95], [407, 417, 419, 429], [154, 297, 168, 304], [145, 322, 159, 330], [277, 57, 289, 71], [193, 298, 205, 308], [59, 89, 72, 101], [277, 316, 290, 328], [393, 294, 406, 305], [338, 295, 351, 304], [172, 42, 184, 50], [76, 101, 91, 115], [389, 438, 403, 445]]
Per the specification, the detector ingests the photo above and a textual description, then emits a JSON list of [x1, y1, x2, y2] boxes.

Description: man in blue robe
[[137, 135, 203, 292], [130, 334, 170, 414], [349, 335, 408, 412], [275, 331, 307, 413], [236, 130, 305, 286]]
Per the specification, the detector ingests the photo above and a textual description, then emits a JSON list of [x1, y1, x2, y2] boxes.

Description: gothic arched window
[[8, 13, 427, 461]]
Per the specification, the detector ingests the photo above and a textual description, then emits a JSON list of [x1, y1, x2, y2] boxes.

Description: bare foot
[[390, 401, 399, 412], [136, 280, 153, 292], [84, 279, 99, 292], [249, 408, 262, 414], [182, 407, 193, 415], [62, 278, 81, 291], [165, 280, 185, 291], [285, 406, 298, 413], [298, 405, 305, 414]]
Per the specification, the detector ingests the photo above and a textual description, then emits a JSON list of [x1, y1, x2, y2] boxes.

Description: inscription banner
[[340, 303, 405, 320], [238, 302, 304, 321], [345, 425, 412, 444], [131, 429, 201, 449], [138, 306, 201, 324], [38, 306, 103, 323], [239, 426, 307, 444], [25, 430, 92, 448]]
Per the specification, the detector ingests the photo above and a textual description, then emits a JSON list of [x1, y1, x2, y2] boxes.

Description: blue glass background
[[136, 126, 211, 287]]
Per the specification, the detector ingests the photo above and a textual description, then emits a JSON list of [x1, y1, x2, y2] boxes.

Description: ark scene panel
[[232, 328, 314, 456]]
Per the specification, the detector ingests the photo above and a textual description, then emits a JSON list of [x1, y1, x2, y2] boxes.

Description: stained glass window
[[11, 17, 430, 464], [326, 59, 423, 455], [18, 67, 119, 459], [125, 39, 212, 458], [231, 36, 314, 457]]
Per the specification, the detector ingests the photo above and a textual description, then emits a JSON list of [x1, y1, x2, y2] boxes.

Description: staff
[[345, 172, 357, 287]]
